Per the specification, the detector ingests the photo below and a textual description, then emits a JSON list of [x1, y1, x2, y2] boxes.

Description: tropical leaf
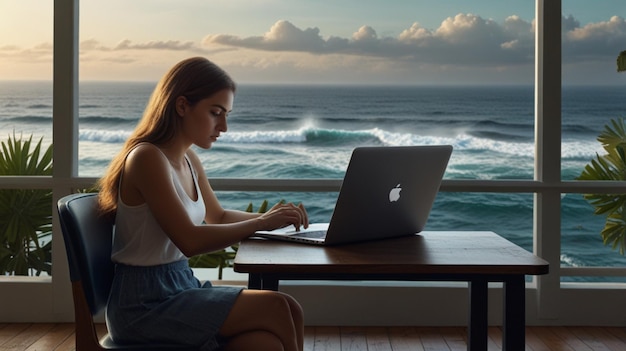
[[258, 199, 270, 213], [0, 133, 53, 275], [578, 118, 626, 255], [618, 50, 626, 73], [601, 209, 626, 254]]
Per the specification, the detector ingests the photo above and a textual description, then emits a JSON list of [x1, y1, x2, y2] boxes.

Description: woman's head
[[97, 57, 236, 217], [136, 57, 236, 145]]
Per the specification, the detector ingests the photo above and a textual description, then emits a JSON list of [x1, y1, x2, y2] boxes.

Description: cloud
[[112, 39, 197, 51], [203, 20, 343, 53], [564, 16, 626, 59], [352, 26, 378, 42], [78, 38, 208, 52], [435, 13, 501, 42], [203, 14, 625, 67], [0, 42, 52, 63], [80, 39, 109, 51], [2, 12, 624, 83], [0, 45, 22, 51], [203, 15, 535, 65], [5, 13, 623, 68]]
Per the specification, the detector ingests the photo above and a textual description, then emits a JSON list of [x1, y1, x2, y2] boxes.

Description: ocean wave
[[219, 127, 536, 155], [2, 116, 51, 123], [3, 115, 137, 124], [472, 119, 531, 130], [305, 129, 382, 145], [465, 120, 531, 141], [560, 254, 584, 267], [80, 129, 131, 143], [28, 104, 52, 109], [564, 124, 597, 135], [77, 125, 605, 159], [221, 128, 307, 143], [80, 116, 137, 124], [467, 130, 527, 142]]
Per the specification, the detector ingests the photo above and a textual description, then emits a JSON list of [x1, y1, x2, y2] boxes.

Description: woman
[[97, 57, 308, 351]]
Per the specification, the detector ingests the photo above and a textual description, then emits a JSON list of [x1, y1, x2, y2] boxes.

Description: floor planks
[[1, 323, 625, 350]]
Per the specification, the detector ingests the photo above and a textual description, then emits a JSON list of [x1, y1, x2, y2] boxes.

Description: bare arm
[[188, 150, 308, 228]]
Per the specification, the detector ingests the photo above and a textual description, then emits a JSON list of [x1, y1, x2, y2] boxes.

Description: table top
[[234, 231, 549, 276]]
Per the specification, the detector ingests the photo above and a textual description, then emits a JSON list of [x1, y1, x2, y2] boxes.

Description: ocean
[[2, 81, 626, 279]]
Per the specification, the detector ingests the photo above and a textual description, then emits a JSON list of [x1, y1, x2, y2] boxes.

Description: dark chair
[[58, 193, 196, 350]]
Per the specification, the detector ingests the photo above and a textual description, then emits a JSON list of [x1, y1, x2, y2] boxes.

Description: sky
[[1, 0, 625, 85]]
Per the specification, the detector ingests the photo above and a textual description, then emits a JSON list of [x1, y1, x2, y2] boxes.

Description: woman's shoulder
[[126, 143, 169, 170], [130, 142, 162, 154]]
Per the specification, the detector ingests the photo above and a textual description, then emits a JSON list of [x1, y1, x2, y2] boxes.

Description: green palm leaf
[[0, 133, 53, 275], [578, 118, 626, 255], [618, 50, 626, 72], [602, 209, 626, 254]]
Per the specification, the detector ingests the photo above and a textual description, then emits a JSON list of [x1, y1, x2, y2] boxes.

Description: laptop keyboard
[[291, 230, 327, 239]]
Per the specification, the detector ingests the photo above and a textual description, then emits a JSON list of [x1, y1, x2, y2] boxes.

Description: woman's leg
[[284, 293, 304, 348], [219, 290, 304, 351], [222, 330, 284, 351]]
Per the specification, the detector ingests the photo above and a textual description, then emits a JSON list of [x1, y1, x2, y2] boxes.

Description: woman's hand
[[257, 202, 309, 232]]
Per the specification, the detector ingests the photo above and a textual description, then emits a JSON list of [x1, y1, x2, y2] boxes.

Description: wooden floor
[[1, 323, 626, 350]]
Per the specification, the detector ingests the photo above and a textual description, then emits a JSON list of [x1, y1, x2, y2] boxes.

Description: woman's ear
[[175, 96, 187, 117]]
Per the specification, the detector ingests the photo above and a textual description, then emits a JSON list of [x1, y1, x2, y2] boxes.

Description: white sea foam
[[78, 126, 604, 160], [220, 129, 308, 143], [560, 254, 582, 268], [80, 129, 131, 143]]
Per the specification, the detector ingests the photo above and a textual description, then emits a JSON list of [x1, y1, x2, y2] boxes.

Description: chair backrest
[[58, 193, 199, 350], [58, 192, 114, 316]]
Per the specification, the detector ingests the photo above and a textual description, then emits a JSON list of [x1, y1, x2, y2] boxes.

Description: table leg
[[261, 276, 279, 291], [247, 273, 280, 290], [503, 275, 525, 351], [248, 273, 262, 289], [468, 278, 488, 351]]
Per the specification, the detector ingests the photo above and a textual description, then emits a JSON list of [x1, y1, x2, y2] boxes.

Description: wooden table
[[234, 231, 549, 351]]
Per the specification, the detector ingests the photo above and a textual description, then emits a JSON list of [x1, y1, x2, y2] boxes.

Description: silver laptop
[[254, 145, 452, 245]]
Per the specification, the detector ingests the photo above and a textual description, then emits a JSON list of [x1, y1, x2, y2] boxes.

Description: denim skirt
[[106, 260, 243, 350]]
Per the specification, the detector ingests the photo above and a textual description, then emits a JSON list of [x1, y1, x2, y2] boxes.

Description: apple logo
[[389, 183, 402, 202]]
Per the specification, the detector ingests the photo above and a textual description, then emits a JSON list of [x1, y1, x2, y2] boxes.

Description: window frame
[[1, 0, 625, 324]]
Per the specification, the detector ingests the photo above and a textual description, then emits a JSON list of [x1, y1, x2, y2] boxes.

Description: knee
[[283, 293, 304, 323], [270, 292, 303, 321], [266, 292, 294, 317]]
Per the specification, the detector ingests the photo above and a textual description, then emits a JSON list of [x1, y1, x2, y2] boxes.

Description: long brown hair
[[97, 57, 236, 218]]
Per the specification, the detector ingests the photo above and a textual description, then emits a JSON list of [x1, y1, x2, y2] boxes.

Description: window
[[0, 1, 53, 277], [1, 0, 625, 325], [560, 1, 626, 279]]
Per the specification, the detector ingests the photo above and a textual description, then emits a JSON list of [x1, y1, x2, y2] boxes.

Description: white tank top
[[111, 153, 206, 266]]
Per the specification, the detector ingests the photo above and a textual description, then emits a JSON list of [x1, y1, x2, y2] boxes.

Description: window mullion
[[534, 0, 562, 320]]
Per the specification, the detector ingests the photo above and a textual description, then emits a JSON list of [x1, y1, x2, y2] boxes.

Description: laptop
[[254, 145, 453, 245]]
